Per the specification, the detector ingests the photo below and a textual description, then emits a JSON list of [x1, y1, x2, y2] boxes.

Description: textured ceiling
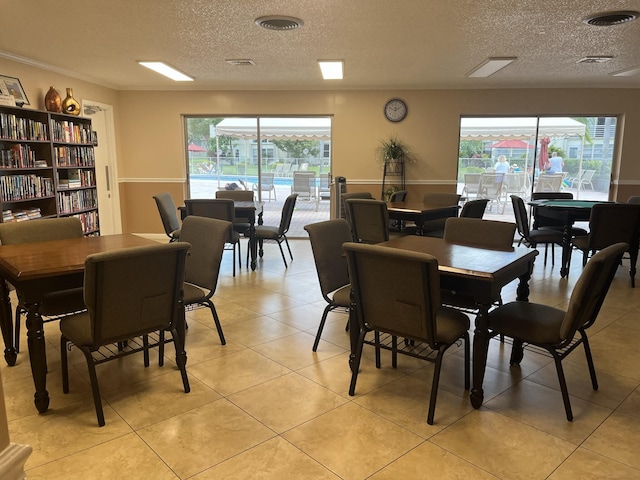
[[2, 0, 640, 90]]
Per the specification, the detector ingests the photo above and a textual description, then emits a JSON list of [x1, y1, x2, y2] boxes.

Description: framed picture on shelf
[[0, 75, 30, 106]]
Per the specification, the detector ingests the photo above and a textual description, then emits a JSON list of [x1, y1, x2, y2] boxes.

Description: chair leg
[[277, 240, 288, 268], [60, 335, 70, 393], [158, 330, 165, 366], [391, 335, 398, 368], [14, 306, 23, 353], [143, 334, 150, 367], [207, 300, 226, 345], [427, 347, 446, 425], [313, 305, 332, 352], [348, 330, 367, 396], [283, 236, 293, 260], [170, 326, 191, 394], [552, 354, 573, 421], [374, 331, 381, 368], [237, 240, 242, 272], [464, 332, 470, 390], [581, 332, 599, 391], [80, 346, 105, 427], [551, 243, 555, 265]]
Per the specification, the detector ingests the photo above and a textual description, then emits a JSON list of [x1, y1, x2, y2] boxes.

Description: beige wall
[[3, 58, 640, 235]]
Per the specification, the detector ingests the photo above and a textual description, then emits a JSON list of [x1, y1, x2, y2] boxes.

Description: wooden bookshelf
[[0, 105, 99, 235]]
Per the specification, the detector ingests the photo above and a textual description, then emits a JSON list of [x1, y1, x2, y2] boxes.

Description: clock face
[[384, 98, 407, 122]]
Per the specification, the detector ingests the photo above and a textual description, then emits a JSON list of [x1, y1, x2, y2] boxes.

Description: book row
[[0, 143, 41, 168], [2, 207, 42, 223], [58, 169, 96, 189], [70, 210, 99, 234], [58, 188, 98, 214], [54, 146, 95, 167], [0, 174, 54, 202], [0, 113, 48, 141], [51, 120, 93, 144]]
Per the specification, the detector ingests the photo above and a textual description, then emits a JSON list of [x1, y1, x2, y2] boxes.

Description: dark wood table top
[[387, 201, 460, 214]]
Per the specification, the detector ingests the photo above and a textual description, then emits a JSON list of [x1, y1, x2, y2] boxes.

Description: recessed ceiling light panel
[[583, 10, 639, 26], [611, 65, 640, 77], [225, 59, 256, 66], [137, 61, 193, 81], [577, 56, 614, 64], [466, 57, 517, 78], [318, 60, 344, 80], [255, 15, 304, 30]]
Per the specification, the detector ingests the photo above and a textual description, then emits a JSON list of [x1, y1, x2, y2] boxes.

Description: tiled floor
[[3, 238, 640, 479]]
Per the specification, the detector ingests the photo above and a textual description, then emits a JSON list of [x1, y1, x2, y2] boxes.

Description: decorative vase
[[44, 86, 62, 113], [61, 88, 81, 116]]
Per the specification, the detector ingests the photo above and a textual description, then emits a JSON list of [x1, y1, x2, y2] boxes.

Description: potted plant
[[376, 135, 414, 173]]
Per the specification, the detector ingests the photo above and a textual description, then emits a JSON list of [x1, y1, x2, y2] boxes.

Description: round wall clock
[[384, 98, 408, 122]]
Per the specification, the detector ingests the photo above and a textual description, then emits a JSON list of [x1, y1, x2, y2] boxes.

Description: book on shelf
[[1, 207, 41, 222]]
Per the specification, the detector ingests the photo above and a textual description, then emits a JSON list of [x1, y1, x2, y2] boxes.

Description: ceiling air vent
[[255, 16, 304, 31], [577, 56, 614, 64], [225, 59, 256, 66], [583, 11, 639, 26]]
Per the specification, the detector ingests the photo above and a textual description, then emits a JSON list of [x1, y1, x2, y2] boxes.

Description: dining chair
[[246, 194, 298, 267], [511, 195, 563, 265], [488, 243, 627, 421], [344, 198, 390, 244], [153, 192, 182, 242], [0, 217, 86, 353], [344, 242, 470, 425], [184, 198, 241, 276], [304, 219, 352, 351], [388, 190, 408, 202], [180, 216, 231, 345], [530, 192, 588, 236], [627, 196, 640, 205], [60, 242, 191, 426], [571, 203, 640, 286], [215, 190, 254, 234], [339, 191, 373, 219], [252, 172, 277, 201], [460, 198, 489, 218], [420, 193, 462, 235]]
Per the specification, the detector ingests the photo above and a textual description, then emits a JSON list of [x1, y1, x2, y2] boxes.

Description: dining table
[[528, 199, 612, 277], [348, 235, 538, 409], [0, 233, 171, 414], [386, 201, 460, 235], [179, 200, 264, 270]]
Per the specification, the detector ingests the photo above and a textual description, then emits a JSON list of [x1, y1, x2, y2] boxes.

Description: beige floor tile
[[283, 402, 423, 480], [138, 398, 275, 478], [25, 432, 178, 480], [587, 336, 640, 381], [614, 307, 640, 332], [582, 411, 640, 470], [353, 374, 473, 437], [182, 327, 246, 365], [485, 379, 612, 444], [267, 302, 330, 331], [229, 372, 348, 433], [431, 410, 576, 479], [548, 447, 640, 480], [191, 437, 340, 479], [9, 401, 132, 469], [188, 348, 291, 396], [616, 386, 640, 419], [207, 298, 267, 326], [222, 315, 301, 346], [252, 331, 346, 370], [103, 370, 220, 429], [309, 311, 352, 351], [369, 441, 499, 479]]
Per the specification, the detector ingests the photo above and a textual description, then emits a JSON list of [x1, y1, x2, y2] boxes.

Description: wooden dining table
[[386, 201, 460, 235], [0, 234, 171, 413], [179, 201, 264, 270], [348, 235, 538, 409]]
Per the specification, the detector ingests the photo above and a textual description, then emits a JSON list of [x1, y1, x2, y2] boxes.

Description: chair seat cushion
[[60, 311, 93, 347], [254, 225, 280, 240], [232, 222, 251, 233], [435, 306, 470, 344], [540, 226, 588, 237], [331, 284, 351, 307], [488, 301, 566, 345], [182, 282, 206, 304], [528, 229, 563, 243], [572, 235, 589, 250]]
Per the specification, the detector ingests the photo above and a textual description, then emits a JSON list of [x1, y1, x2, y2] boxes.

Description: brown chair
[[344, 198, 390, 244], [340, 192, 373, 219], [511, 195, 563, 265], [0, 217, 86, 352], [184, 198, 241, 276], [215, 190, 254, 234], [153, 192, 182, 242], [304, 219, 352, 351], [180, 216, 231, 345], [247, 194, 298, 267], [627, 196, 640, 205], [425, 198, 490, 238], [388, 190, 408, 202], [344, 242, 470, 425], [60, 242, 191, 426], [571, 203, 640, 286], [420, 193, 461, 236], [488, 243, 627, 421]]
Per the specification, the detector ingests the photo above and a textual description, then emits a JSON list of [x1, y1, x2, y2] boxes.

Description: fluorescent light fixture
[[466, 57, 517, 78], [318, 60, 343, 80], [611, 65, 640, 76], [137, 61, 194, 81]]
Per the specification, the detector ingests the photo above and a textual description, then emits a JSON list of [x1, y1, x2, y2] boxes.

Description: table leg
[[249, 227, 258, 271], [25, 301, 49, 413], [470, 304, 490, 408], [510, 262, 535, 366], [0, 280, 17, 366], [560, 224, 572, 278]]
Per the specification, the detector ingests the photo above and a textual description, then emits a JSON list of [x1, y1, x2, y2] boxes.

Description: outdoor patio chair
[[461, 173, 483, 199], [478, 173, 506, 213], [319, 173, 331, 201], [535, 173, 564, 192], [569, 169, 596, 190], [252, 172, 277, 201], [292, 171, 318, 210]]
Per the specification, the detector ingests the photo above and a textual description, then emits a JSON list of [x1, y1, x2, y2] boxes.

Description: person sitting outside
[[494, 155, 510, 174], [548, 152, 564, 173]]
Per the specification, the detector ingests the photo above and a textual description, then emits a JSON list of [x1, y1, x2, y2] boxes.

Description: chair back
[[215, 190, 254, 201], [292, 171, 316, 199], [511, 195, 531, 240], [444, 217, 515, 250], [340, 192, 373, 219], [180, 216, 231, 294], [184, 199, 235, 242], [344, 242, 441, 345], [560, 243, 627, 341], [628, 196, 640, 205], [462, 173, 483, 198], [345, 199, 390, 244], [389, 190, 408, 202], [422, 193, 461, 205], [0, 217, 83, 245], [83, 242, 190, 346], [153, 192, 181, 239], [585, 203, 640, 251], [535, 174, 564, 192], [459, 199, 489, 218], [304, 219, 352, 300], [277, 194, 298, 235]]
